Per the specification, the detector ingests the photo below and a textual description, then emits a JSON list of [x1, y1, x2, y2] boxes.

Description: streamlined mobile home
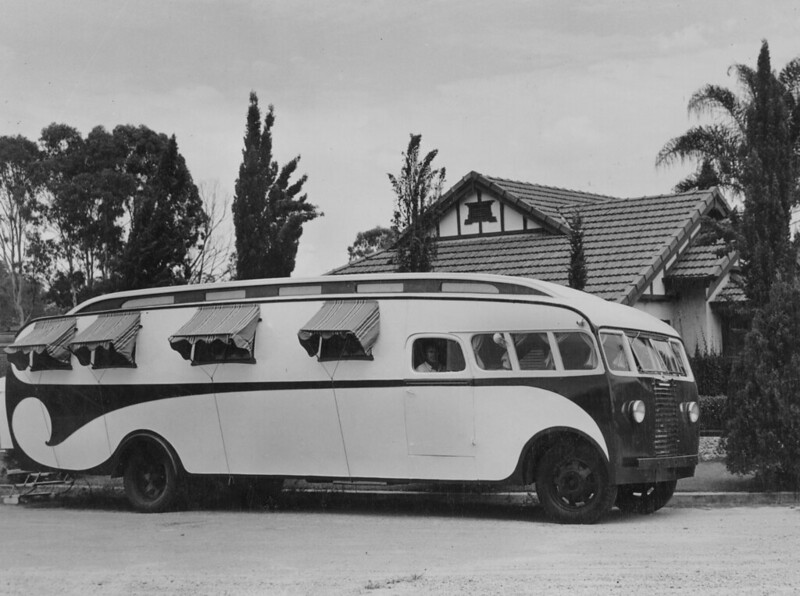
[[2, 273, 700, 523]]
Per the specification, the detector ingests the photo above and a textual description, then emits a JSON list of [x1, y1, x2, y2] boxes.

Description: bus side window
[[511, 333, 554, 370], [600, 332, 631, 372], [555, 332, 598, 370], [412, 338, 465, 372], [471, 334, 509, 370]]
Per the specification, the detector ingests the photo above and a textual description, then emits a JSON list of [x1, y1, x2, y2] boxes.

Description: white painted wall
[[634, 283, 723, 355], [437, 189, 538, 237]]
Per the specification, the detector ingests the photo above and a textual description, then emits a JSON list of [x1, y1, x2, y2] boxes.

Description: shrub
[[722, 280, 800, 491], [689, 348, 732, 396], [698, 395, 727, 433]]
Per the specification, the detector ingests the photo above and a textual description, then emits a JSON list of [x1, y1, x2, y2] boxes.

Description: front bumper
[[616, 454, 698, 484]]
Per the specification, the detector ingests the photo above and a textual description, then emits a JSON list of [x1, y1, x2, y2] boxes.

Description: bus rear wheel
[[535, 441, 616, 524], [615, 480, 677, 514], [123, 441, 180, 513]]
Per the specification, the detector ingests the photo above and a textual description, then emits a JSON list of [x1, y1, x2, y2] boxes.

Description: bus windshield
[[624, 333, 688, 376]]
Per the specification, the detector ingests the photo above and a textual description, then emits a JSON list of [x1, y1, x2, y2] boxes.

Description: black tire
[[535, 441, 616, 524], [123, 441, 180, 513], [615, 480, 677, 514]]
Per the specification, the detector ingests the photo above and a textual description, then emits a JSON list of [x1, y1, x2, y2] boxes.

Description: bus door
[[404, 335, 476, 473]]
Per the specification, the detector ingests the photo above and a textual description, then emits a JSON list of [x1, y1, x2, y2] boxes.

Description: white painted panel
[[480, 202, 502, 234], [103, 395, 229, 474], [11, 397, 60, 468], [407, 454, 476, 480], [438, 207, 460, 237], [473, 385, 607, 481], [651, 271, 666, 295], [212, 300, 341, 475], [404, 384, 475, 457], [214, 389, 349, 476], [405, 300, 585, 337], [329, 299, 409, 478], [503, 207, 529, 231], [333, 388, 409, 478]]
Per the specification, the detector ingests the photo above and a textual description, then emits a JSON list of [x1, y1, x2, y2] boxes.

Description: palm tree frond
[[688, 85, 737, 116]]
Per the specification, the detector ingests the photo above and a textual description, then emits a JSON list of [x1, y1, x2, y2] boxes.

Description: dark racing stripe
[[5, 373, 611, 448]]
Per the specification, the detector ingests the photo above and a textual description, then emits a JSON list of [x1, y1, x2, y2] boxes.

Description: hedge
[[698, 394, 726, 434]]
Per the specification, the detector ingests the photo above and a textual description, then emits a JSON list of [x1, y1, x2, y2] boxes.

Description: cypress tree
[[388, 134, 445, 273], [232, 93, 320, 280], [121, 135, 206, 290], [739, 42, 798, 307], [567, 211, 587, 291], [723, 42, 800, 488], [723, 279, 800, 490]]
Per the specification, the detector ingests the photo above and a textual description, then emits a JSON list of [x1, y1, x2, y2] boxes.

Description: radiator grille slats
[[653, 380, 679, 457]]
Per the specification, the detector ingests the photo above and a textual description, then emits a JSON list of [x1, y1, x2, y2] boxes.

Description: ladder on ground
[[1, 469, 74, 504]]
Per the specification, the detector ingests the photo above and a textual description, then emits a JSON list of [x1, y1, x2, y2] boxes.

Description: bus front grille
[[652, 379, 679, 457]]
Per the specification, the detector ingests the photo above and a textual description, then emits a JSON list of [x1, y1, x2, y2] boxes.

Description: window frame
[[601, 329, 692, 379], [409, 334, 468, 375], [169, 304, 261, 366], [467, 329, 602, 376], [599, 330, 636, 374]]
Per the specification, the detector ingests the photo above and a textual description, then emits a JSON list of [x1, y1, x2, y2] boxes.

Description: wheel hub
[[554, 459, 596, 506]]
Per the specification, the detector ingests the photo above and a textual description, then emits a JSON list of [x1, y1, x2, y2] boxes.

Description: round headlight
[[684, 401, 700, 423], [626, 400, 646, 424]]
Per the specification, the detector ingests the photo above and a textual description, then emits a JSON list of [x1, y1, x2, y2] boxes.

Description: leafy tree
[[120, 135, 206, 290], [723, 279, 800, 490], [567, 211, 587, 290], [36, 124, 208, 303], [232, 92, 320, 279], [38, 124, 131, 306], [388, 134, 445, 272], [0, 135, 43, 326], [347, 226, 397, 262]]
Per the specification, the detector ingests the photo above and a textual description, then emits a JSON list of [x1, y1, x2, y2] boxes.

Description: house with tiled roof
[[332, 171, 744, 357]]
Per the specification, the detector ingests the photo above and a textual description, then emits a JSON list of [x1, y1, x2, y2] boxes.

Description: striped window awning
[[4, 317, 77, 371], [169, 304, 260, 364], [69, 312, 141, 368], [298, 300, 380, 359]]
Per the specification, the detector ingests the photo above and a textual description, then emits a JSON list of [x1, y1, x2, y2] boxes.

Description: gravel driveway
[[1, 497, 799, 595]]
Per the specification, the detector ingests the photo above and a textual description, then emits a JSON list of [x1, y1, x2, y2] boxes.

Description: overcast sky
[[3, 1, 799, 277]]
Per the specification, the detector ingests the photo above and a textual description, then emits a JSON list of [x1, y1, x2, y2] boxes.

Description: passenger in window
[[472, 334, 508, 370], [416, 342, 443, 372], [493, 333, 512, 369]]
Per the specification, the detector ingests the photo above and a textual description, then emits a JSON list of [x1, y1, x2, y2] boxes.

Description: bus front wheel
[[123, 441, 180, 513], [615, 480, 677, 514], [535, 441, 616, 524]]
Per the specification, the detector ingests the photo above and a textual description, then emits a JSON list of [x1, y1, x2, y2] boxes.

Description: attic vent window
[[464, 200, 497, 225]]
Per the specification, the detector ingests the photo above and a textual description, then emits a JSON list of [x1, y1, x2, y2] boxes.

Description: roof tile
[[332, 174, 725, 303]]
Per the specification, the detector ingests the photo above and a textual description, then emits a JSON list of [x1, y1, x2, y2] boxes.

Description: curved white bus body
[[4, 272, 699, 523], [7, 293, 610, 482]]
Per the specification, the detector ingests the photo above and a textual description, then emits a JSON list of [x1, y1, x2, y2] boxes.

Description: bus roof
[[70, 273, 679, 339]]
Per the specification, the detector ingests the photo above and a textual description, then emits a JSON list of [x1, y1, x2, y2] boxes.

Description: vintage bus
[[1, 273, 699, 523]]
